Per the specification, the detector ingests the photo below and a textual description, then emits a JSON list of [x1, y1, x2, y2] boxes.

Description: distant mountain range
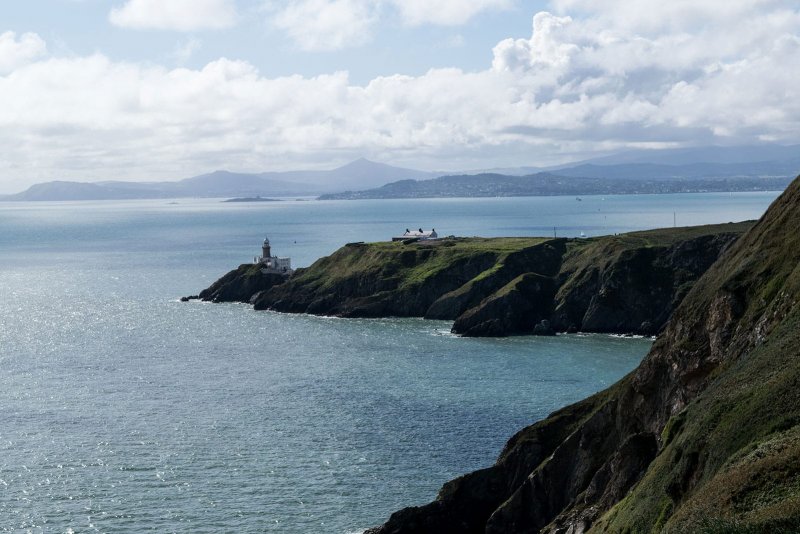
[[319, 144, 799, 199], [479, 144, 800, 175], [320, 145, 799, 199], [0, 159, 437, 201], [319, 173, 794, 200], [2, 144, 797, 201]]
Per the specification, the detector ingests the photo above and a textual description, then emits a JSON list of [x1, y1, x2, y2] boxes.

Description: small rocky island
[[222, 196, 281, 202], [186, 222, 752, 337]]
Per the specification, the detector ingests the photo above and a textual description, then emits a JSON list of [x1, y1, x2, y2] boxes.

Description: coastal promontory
[[190, 222, 751, 337]]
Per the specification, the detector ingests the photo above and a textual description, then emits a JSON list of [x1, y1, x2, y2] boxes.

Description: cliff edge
[[366, 177, 800, 532]]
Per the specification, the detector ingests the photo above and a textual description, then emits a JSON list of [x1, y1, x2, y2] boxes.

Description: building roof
[[392, 228, 438, 240]]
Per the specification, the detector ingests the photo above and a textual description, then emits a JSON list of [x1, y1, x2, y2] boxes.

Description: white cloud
[[267, 0, 511, 50], [172, 38, 202, 64], [493, 12, 578, 72], [109, 0, 237, 31], [0, 32, 46, 74], [1, 0, 800, 192], [268, 0, 378, 51], [551, 0, 782, 33], [389, 0, 511, 26]]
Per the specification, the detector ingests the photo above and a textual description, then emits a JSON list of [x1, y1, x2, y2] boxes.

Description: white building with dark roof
[[392, 228, 438, 241]]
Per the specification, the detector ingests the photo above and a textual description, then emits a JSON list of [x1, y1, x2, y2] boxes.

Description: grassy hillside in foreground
[[367, 178, 800, 533], [592, 178, 800, 533]]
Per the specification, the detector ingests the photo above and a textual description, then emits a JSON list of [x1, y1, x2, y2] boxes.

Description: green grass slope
[[452, 222, 750, 336], [253, 237, 549, 317], [591, 178, 800, 533]]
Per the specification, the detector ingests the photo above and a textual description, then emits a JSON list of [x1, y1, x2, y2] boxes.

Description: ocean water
[[0, 192, 779, 532]]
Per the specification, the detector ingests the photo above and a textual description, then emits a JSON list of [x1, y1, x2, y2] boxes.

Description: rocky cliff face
[[192, 224, 751, 338], [366, 177, 800, 533], [191, 263, 288, 303]]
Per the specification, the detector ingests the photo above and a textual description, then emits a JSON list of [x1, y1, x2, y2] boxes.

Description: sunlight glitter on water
[[1, 193, 777, 532]]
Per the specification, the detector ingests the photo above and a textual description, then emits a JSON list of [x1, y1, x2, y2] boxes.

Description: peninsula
[[188, 222, 752, 337]]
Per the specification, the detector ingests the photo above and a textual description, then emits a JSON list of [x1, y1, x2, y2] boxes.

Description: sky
[[0, 0, 798, 192]]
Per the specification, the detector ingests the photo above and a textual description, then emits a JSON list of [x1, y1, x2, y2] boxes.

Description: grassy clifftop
[[252, 237, 555, 318], [288, 237, 547, 292], [368, 176, 800, 533]]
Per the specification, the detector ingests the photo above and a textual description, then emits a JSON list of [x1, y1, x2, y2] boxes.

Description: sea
[[0, 191, 780, 533]]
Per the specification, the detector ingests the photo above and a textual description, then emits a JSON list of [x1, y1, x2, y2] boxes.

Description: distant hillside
[[0, 174, 314, 201], [319, 172, 794, 200], [296, 158, 436, 190], [448, 144, 800, 178], [1, 159, 438, 201], [5, 143, 797, 201], [2, 181, 159, 201]]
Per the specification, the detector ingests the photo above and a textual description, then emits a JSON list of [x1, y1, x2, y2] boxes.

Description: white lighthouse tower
[[262, 237, 271, 260], [256, 235, 293, 274]]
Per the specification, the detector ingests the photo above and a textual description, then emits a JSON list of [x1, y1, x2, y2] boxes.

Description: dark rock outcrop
[[549, 231, 743, 334], [532, 319, 556, 336], [424, 240, 567, 320], [366, 176, 800, 533], [452, 274, 557, 336], [194, 263, 289, 303], [451, 226, 746, 336]]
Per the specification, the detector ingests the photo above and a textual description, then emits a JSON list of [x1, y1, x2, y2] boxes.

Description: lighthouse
[[256, 236, 293, 274], [262, 236, 271, 260]]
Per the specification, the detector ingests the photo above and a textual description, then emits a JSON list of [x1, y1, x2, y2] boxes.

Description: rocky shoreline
[[186, 222, 752, 338]]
